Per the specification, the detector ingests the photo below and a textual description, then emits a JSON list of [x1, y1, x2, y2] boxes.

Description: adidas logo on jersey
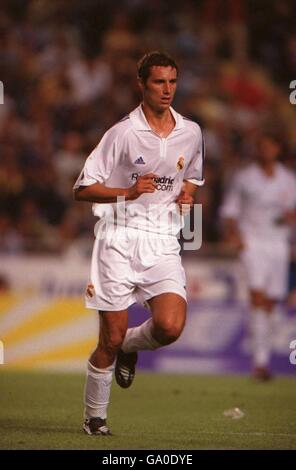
[[134, 156, 146, 165]]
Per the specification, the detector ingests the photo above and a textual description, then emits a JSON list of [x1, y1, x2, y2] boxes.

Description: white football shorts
[[240, 239, 290, 299], [85, 224, 187, 311]]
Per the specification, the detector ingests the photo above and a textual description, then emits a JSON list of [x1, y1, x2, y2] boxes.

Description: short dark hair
[[137, 51, 178, 83]]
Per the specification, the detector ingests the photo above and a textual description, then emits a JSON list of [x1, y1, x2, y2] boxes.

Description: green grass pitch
[[0, 370, 295, 450]]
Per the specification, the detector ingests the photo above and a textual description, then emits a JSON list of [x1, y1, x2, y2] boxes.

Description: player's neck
[[141, 103, 175, 138], [258, 161, 277, 177]]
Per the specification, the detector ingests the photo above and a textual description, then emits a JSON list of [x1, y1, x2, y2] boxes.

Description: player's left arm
[[184, 180, 199, 197], [278, 175, 296, 225], [278, 210, 296, 225], [177, 180, 198, 201], [176, 180, 198, 213], [176, 125, 205, 212]]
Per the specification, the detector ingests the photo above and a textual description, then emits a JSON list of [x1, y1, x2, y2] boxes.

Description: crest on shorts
[[176, 156, 185, 171], [86, 283, 95, 298]]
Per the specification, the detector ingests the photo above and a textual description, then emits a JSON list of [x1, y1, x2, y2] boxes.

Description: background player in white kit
[[221, 133, 296, 380], [73, 52, 205, 435]]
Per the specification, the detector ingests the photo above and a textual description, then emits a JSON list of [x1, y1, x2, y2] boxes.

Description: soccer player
[[73, 51, 205, 435], [220, 133, 296, 380]]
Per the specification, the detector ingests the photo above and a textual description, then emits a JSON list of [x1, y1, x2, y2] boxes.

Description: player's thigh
[[266, 246, 290, 300], [241, 244, 269, 292], [136, 251, 187, 306], [87, 228, 136, 311], [147, 292, 187, 332]]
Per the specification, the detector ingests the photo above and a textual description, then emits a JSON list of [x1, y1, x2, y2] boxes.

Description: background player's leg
[[84, 310, 128, 421], [121, 293, 186, 353], [250, 290, 274, 379]]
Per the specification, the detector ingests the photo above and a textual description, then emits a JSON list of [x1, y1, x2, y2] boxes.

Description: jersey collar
[[129, 104, 185, 131]]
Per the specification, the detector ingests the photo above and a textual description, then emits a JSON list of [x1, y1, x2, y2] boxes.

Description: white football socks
[[251, 308, 272, 367], [84, 319, 163, 419], [121, 318, 161, 353], [84, 360, 115, 420]]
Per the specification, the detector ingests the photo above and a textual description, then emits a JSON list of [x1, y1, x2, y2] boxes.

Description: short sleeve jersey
[[220, 163, 296, 245], [74, 105, 205, 235]]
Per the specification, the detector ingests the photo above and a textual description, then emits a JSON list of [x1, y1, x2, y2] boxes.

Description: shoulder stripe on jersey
[[183, 116, 205, 182], [118, 114, 129, 123], [182, 115, 201, 126]]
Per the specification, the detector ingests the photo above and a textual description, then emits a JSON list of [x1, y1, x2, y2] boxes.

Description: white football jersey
[[220, 162, 296, 245], [74, 105, 205, 235]]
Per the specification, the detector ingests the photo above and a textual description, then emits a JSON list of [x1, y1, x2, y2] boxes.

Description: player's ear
[[137, 77, 145, 93]]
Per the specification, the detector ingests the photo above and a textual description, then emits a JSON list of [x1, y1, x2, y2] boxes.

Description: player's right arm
[[73, 125, 159, 203], [74, 173, 158, 203], [220, 172, 244, 251], [222, 217, 244, 251]]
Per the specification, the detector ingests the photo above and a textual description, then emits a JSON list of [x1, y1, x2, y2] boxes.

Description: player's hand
[[224, 234, 244, 252], [175, 190, 194, 214], [275, 211, 296, 225], [127, 173, 158, 200]]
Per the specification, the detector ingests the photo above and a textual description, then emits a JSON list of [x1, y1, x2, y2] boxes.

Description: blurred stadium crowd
[[0, 0, 296, 256]]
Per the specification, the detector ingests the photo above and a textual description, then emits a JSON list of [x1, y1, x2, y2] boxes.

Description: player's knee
[[154, 321, 184, 345], [104, 333, 125, 355], [161, 327, 182, 345]]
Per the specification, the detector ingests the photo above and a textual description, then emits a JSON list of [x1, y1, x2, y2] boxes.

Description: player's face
[[140, 66, 177, 112], [258, 137, 281, 163]]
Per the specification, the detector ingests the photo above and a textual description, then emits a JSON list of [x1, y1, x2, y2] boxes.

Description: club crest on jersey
[[134, 156, 146, 165], [177, 156, 185, 171]]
